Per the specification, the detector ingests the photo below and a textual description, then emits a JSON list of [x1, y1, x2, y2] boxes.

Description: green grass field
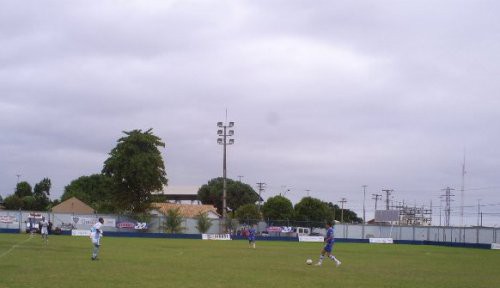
[[0, 233, 499, 288]]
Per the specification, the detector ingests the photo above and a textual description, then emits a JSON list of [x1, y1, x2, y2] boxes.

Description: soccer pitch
[[1, 234, 499, 288]]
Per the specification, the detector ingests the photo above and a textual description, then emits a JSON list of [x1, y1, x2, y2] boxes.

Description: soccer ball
[[306, 259, 313, 265]]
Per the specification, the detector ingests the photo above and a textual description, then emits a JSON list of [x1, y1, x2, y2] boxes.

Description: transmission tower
[[382, 189, 393, 210], [441, 187, 455, 227]]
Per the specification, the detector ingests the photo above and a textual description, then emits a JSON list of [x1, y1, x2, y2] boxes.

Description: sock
[[329, 255, 340, 263], [318, 255, 324, 263], [93, 245, 99, 258]]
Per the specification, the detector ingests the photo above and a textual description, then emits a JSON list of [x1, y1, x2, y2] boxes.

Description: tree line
[[2, 128, 361, 225]]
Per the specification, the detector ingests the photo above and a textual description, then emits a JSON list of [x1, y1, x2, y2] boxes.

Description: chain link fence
[[1, 210, 498, 244]]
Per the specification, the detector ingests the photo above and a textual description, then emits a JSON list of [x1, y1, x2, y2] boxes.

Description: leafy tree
[[195, 212, 213, 233], [62, 174, 115, 213], [33, 178, 51, 197], [0, 195, 3, 204], [294, 197, 333, 227], [15, 182, 32, 198], [325, 202, 362, 223], [162, 208, 184, 233], [198, 178, 260, 215], [235, 203, 261, 225], [33, 178, 51, 211], [51, 199, 60, 207], [3, 195, 23, 210], [22, 196, 36, 210], [102, 129, 167, 213], [261, 195, 294, 222]]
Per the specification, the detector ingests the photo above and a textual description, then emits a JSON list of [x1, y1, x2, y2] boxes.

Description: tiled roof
[[152, 203, 220, 218], [52, 197, 94, 214]]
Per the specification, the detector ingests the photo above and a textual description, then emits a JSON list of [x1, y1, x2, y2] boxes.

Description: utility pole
[[372, 193, 382, 212], [382, 189, 393, 210], [339, 198, 347, 223], [477, 199, 481, 227], [440, 187, 455, 227], [256, 182, 266, 210], [460, 151, 466, 227], [217, 115, 235, 232], [237, 175, 244, 182], [16, 174, 21, 184], [362, 185, 367, 224]]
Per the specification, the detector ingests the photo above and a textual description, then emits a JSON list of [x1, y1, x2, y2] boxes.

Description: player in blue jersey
[[90, 217, 105, 260], [248, 225, 257, 249], [315, 221, 341, 266]]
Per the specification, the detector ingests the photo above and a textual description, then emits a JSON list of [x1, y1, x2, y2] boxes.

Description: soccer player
[[248, 225, 257, 249], [90, 217, 105, 260], [315, 221, 341, 267], [40, 217, 49, 244]]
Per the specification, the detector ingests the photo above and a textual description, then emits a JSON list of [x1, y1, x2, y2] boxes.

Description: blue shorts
[[324, 243, 333, 253]]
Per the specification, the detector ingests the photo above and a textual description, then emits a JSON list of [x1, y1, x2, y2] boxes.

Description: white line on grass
[[0, 234, 35, 259]]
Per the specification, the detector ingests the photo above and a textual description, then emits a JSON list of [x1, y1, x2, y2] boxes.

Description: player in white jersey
[[90, 217, 104, 260], [39, 217, 49, 244]]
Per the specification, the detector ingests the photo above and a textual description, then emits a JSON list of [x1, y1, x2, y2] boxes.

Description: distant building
[[51, 197, 95, 214], [153, 185, 201, 204]]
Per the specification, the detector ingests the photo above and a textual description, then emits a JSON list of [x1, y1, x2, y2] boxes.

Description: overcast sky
[[1, 1, 499, 226]]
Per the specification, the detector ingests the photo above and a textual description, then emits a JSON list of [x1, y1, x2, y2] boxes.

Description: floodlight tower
[[217, 120, 235, 231]]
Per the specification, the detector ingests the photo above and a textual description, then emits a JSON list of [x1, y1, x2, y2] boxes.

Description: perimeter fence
[[0, 210, 498, 245]]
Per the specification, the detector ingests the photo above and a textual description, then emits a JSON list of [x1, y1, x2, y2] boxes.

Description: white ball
[[306, 259, 313, 265]]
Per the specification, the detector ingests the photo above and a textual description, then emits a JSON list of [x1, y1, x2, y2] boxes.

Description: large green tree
[[4, 179, 52, 211], [326, 202, 362, 223], [3, 194, 23, 210], [102, 129, 167, 213], [62, 174, 115, 213], [235, 203, 261, 225], [261, 195, 294, 222], [294, 197, 333, 227], [32, 178, 51, 211], [15, 181, 32, 198], [197, 178, 260, 215]]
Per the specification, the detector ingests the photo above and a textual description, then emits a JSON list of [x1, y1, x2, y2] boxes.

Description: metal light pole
[[362, 185, 367, 224], [339, 198, 347, 223], [217, 120, 234, 232], [362, 185, 367, 239]]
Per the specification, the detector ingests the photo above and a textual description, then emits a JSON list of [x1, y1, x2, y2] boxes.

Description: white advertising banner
[[202, 234, 231, 240], [0, 216, 18, 224], [71, 229, 92, 237], [298, 236, 324, 242], [369, 238, 394, 244], [71, 216, 116, 227], [491, 243, 500, 250]]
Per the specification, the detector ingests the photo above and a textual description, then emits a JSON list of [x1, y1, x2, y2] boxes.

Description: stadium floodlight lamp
[[228, 122, 234, 127], [217, 138, 223, 144], [217, 122, 223, 127], [228, 130, 234, 136], [228, 139, 234, 145], [217, 129, 223, 135]]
